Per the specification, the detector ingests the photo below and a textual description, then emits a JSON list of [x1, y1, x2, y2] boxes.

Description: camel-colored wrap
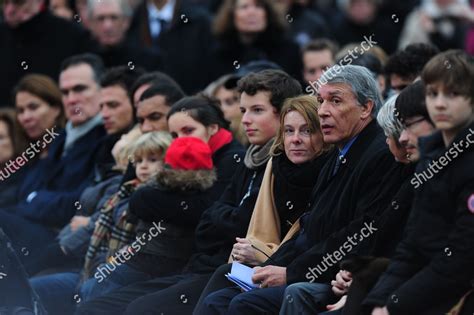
[[229, 158, 302, 264]]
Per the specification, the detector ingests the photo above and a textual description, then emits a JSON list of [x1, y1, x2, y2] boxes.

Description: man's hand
[[231, 237, 260, 265], [251, 265, 286, 288], [331, 270, 352, 296], [70, 215, 90, 232], [326, 295, 347, 311], [372, 306, 390, 315]]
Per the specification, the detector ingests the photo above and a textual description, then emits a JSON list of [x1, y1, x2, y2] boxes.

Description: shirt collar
[[339, 135, 359, 157], [147, 0, 175, 23], [64, 115, 103, 155]]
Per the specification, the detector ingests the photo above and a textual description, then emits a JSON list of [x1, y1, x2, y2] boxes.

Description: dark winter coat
[[0, 165, 27, 209], [126, 139, 244, 274], [267, 120, 407, 284], [368, 168, 416, 258], [126, 3, 214, 93], [207, 34, 303, 84], [127, 167, 218, 276], [15, 125, 106, 228], [90, 40, 162, 72], [130, 139, 243, 225], [185, 155, 269, 274], [329, 12, 399, 54], [363, 122, 474, 314], [286, 4, 330, 47], [321, 166, 416, 315], [0, 10, 93, 106]]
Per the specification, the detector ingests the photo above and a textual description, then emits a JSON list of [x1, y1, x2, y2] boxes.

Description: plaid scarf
[[81, 179, 140, 280]]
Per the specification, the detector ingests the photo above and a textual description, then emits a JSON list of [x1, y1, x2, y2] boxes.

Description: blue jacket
[[16, 125, 106, 228]]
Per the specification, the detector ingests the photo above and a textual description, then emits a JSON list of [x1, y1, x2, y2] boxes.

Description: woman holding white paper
[[194, 95, 332, 313]]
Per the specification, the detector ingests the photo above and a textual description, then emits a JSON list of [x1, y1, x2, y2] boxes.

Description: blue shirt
[[333, 136, 359, 175]]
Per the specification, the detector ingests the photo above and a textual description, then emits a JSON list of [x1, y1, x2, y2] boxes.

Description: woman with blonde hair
[[194, 94, 333, 313]]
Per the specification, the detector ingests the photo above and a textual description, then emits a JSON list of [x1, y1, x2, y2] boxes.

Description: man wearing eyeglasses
[[395, 81, 436, 163], [0, 0, 93, 107]]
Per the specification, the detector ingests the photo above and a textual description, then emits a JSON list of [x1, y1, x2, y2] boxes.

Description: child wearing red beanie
[[80, 136, 219, 299]]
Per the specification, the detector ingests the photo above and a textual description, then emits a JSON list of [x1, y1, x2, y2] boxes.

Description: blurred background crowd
[[1, 0, 474, 107]]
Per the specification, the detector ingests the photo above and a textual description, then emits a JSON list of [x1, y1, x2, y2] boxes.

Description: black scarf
[[272, 152, 331, 237]]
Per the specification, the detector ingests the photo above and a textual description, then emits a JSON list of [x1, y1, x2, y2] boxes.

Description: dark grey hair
[[318, 64, 383, 118], [377, 94, 403, 140]]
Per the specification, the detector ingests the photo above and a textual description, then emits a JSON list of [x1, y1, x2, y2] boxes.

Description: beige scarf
[[229, 158, 302, 263]]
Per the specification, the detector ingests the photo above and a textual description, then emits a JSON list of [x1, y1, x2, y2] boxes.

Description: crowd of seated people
[[0, 0, 473, 314]]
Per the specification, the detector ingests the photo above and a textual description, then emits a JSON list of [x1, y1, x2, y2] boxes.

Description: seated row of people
[[0, 49, 472, 315]]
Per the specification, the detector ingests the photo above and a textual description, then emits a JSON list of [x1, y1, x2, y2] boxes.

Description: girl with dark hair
[[209, 0, 302, 81]]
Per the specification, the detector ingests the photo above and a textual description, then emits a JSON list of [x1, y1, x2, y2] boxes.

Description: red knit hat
[[164, 137, 213, 170]]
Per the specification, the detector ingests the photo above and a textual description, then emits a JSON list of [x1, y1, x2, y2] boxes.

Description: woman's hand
[[231, 237, 260, 265], [372, 306, 390, 315], [331, 269, 352, 296], [70, 215, 90, 232]]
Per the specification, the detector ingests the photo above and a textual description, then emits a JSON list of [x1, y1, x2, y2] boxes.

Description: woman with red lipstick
[[368, 50, 474, 315]]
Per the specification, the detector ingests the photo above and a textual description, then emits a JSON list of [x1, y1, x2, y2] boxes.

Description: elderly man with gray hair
[[86, 0, 161, 70], [198, 65, 410, 315], [376, 95, 410, 164]]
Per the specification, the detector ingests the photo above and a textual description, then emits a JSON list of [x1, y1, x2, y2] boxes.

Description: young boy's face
[[426, 83, 473, 139], [135, 153, 163, 182], [240, 91, 280, 146]]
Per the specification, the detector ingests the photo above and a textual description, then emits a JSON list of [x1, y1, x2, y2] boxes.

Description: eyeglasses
[[403, 117, 426, 131]]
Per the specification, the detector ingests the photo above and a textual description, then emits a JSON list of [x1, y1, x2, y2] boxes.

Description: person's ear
[[122, 17, 131, 30], [208, 124, 219, 136], [360, 100, 374, 120]]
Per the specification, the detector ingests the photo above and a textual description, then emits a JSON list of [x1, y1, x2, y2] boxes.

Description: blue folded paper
[[225, 262, 260, 292]]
